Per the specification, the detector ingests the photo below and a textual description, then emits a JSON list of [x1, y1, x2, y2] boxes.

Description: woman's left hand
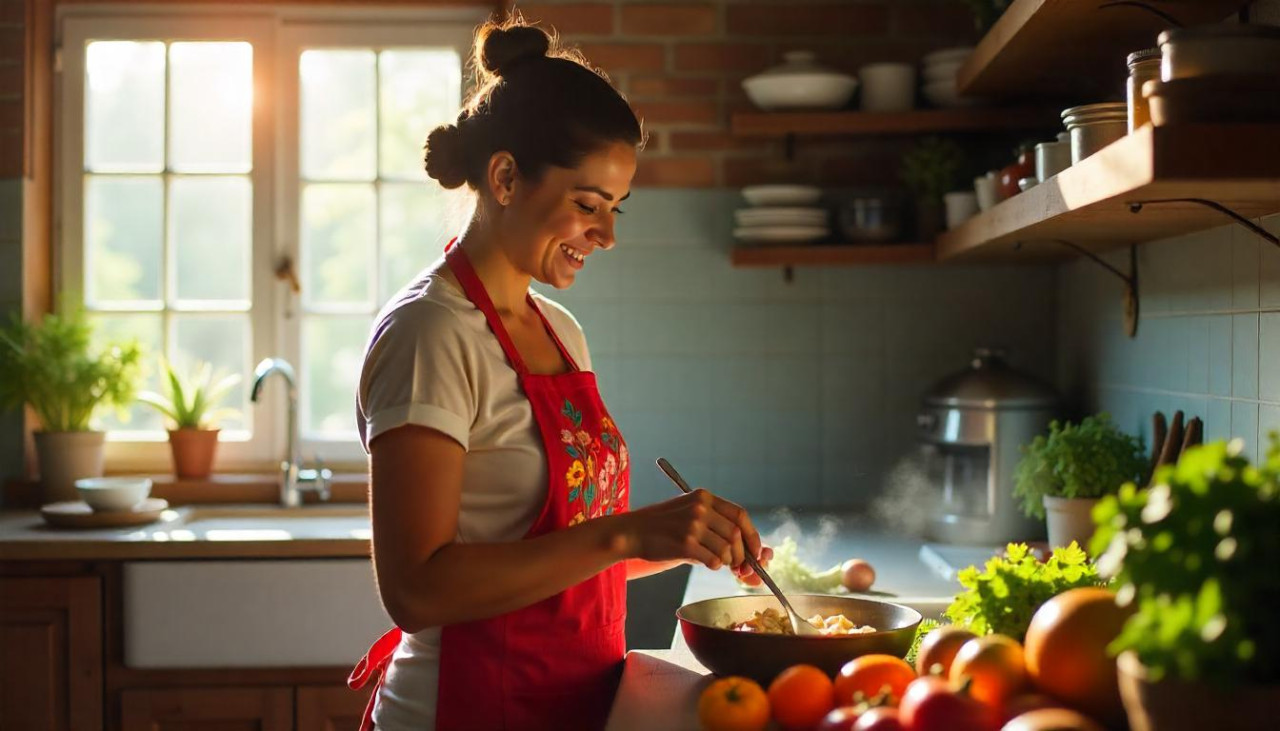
[[731, 545, 774, 587]]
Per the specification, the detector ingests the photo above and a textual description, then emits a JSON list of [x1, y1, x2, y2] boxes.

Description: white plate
[[923, 62, 962, 83], [735, 214, 829, 227], [734, 207, 828, 224], [741, 185, 822, 207], [733, 226, 829, 243], [922, 46, 973, 66]]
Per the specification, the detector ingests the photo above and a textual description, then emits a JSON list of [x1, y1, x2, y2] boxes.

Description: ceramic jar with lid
[[741, 51, 858, 110], [1127, 48, 1161, 131], [1035, 132, 1071, 182], [1061, 103, 1128, 163]]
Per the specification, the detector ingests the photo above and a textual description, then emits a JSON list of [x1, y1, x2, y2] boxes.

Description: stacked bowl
[[734, 185, 829, 245], [921, 47, 977, 108]]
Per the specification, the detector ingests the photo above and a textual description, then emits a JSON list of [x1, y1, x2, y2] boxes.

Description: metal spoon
[[656, 457, 822, 637]]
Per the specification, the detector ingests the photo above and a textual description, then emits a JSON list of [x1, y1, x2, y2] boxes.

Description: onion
[[841, 559, 876, 592]]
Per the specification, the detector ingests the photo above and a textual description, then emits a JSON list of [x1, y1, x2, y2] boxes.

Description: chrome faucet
[[250, 357, 332, 507]]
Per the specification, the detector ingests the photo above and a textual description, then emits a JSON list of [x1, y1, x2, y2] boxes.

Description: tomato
[[915, 625, 978, 677], [817, 706, 864, 731], [999, 694, 1064, 725], [852, 706, 904, 731], [899, 675, 999, 731], [834, 654, 916, 706], [1000, 708, 1105, 731], [950, 634, 1029, 710], [1024, 588, 1132, 725], [697, 676, 770, 731], [768, 664, 836, 731]]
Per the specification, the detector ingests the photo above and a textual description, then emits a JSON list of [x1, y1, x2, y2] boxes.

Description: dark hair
[[424, 17, 644, 191]]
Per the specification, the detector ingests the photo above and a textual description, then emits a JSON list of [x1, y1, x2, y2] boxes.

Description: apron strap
[[444, 240, 579, 374], [349, 627, 403, 731]]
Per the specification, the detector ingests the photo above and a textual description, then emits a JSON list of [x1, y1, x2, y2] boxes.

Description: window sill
[[2, 472, 369, 509]]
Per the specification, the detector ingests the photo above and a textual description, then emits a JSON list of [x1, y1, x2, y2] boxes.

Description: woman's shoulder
[[371, 267, 476, 343]]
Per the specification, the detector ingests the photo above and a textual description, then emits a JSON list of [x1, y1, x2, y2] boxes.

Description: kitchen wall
[[1058, 213, 1280, 464], [0, 178, 20, 485]]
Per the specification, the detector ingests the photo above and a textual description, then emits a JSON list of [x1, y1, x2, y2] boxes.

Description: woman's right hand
[[616, 489, 762, 571]]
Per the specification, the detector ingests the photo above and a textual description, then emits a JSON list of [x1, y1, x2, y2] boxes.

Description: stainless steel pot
[[676, 594, 922, 682]]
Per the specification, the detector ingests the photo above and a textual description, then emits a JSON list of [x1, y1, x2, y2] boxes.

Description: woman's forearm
[[625, 558, 686, 580]]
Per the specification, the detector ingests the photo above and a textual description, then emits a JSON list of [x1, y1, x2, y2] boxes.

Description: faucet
[[250, 357, 332, 508]]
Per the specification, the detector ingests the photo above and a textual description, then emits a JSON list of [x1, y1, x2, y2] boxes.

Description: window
[[59, 9, 479, 470]]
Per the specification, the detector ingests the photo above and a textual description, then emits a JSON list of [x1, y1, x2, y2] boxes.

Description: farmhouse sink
[[163, 504, 372, 541]]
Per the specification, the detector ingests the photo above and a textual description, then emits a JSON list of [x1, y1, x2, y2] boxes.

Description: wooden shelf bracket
[[1022, 239, 1140, 338], [1127, 198, 1280, 248]]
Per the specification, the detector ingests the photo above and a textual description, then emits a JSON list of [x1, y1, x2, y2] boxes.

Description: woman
[[348, 19, 771, 731]]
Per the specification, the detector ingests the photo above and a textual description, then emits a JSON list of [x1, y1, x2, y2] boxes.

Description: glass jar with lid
[[1127, 48, 1162, 131]]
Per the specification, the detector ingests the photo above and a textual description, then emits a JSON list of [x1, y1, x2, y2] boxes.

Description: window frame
[[56, 5, 482, 473]]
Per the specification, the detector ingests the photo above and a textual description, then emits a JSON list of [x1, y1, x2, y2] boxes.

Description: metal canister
[[1127, 48, 1162, 132], [1061, 103, 1128, 164]]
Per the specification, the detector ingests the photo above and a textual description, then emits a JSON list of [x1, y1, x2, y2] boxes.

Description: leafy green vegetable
[[905, 618, 941, 668], [138, 358, 240, 430], [0, 304, 142, 431], [1014, 413, 1147, 519], [944, 542, 1104, 641], [754, 537, 844, 593], [1092, 437, 1280, 686]]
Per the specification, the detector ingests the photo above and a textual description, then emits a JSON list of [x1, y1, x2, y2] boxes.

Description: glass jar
[[1127, 48, 1162, 132]]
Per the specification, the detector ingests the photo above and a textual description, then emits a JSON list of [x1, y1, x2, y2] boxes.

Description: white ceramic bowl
[[922, 46, 973, 66], [742, 73, 858, 111], [741, 185, 823, 207], [75, 477, 152, 512], [859, 63, 916, 112], [735, 207, 828, 227], [923, 60, 964, 83]]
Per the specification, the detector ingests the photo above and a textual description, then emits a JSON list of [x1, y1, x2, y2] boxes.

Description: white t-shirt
[[356, 260, 592, 731]]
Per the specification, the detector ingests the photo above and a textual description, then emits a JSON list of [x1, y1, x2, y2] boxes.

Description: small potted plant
[[0, 305, 142, 504], [138, 359, 240, 479], [1013, 413, 1146, 549], [1092, 437, 1280, 730], [959, 0, 1012, 33], [900, 136, 964, 242]]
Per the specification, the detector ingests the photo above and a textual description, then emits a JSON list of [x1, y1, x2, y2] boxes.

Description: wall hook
[[1128, 198, 1279, 247]]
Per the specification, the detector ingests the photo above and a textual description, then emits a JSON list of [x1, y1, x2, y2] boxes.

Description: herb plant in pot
[[0, 306, 142, 504], [1092, 437, 1280, 730], [901, 136, 964, 242], [138, 359, 240, 479], [1013, 413, 1146, 550]]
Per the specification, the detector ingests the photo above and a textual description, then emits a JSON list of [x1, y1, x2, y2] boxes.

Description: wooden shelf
[[936, 124, 1280, 262], [957, 0, 1248, 97], [731, 107, 1057, 137], [731, 243, 935, 268]]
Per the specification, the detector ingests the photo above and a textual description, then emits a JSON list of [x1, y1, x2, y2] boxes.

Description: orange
[[1024, 587, 1133, 724], [915, 625, 978, 677], [768, 664, 836, 731], [834, 654, 917, 706], [697, 676, 771, 731], [950, 634, 1028, 710]]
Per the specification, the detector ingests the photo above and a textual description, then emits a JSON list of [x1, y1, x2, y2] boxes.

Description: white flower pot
[[34, 430, 106, 505], [1044, 495, 1100, 550]]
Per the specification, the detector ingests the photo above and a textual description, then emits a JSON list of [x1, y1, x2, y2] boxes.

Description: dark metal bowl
[[677, 594, 922, 684]]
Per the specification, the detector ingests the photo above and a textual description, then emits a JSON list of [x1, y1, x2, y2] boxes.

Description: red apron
[[349, 242, 631, 731]]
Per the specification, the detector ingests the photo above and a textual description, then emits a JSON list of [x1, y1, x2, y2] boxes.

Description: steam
[[869, 450, 942, 538], [761, 507, 842, 557]]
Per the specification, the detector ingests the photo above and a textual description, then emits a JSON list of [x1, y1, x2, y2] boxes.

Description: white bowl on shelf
[[734, 207, 828, 227], [733, 226, 829, 244], [923, 60, 964, 83], [742, 51, 858, 111], [741, 185, 822, 207], [922, 46, 973, 66], [75, 477, 153, 512], [859, 62, 917, 112]]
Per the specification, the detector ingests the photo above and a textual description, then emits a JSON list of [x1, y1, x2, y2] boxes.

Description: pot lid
[[923, 348, 1058, 409]]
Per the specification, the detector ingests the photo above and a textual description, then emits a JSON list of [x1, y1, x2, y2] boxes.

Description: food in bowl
[[725, 607, 876, 637], [74, 477, 152, 512]]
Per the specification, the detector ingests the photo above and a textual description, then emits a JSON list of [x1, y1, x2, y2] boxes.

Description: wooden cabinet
[[120, 687, 293, 731], [0, 576, 103, 731], [296, 684, 373, 731]]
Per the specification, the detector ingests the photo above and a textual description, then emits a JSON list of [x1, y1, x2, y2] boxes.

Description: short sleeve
[[358, 299, 477, 452]]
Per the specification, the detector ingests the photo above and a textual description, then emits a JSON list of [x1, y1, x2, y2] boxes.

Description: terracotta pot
[[1043, 495, 1099, 550], [168, 428, 221, 479], [1118, 651, 1280, 731], [914, 196, 944, 242], [34, 430, 106, 505]]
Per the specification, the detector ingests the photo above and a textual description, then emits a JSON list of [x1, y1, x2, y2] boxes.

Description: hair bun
[[479, 23, 551, 77], [423, 124, 469, 189]]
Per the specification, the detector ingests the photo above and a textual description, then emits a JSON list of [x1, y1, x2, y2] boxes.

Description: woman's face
[[506, 141, 637, 290]]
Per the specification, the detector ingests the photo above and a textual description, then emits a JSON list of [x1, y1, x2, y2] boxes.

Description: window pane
[[379, 183, 450, 301], [172, 314, 250, 432], [302, 315, 368, 437], [85, 175, 163, 305], [171, 176, 251, 305], [85, 41, 165, 173], [301, 183, 375, 307], [170, 42, 253, 173], [379, 50, 461, 180], [300, 50, 375, 181], [90, 313, 164, 433]]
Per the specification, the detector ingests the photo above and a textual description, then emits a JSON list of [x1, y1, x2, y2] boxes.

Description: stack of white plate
[[734, 185, 829, 244], [922, 47, 979, 108]]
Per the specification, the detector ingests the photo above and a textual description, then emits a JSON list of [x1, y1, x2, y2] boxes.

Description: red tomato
[[853, 706, 904, 731], [899, 676, 999, 731], [817, 706, 864, 731]]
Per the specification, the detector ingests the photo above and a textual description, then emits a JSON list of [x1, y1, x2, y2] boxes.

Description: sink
[[153, 505, 371, 541]]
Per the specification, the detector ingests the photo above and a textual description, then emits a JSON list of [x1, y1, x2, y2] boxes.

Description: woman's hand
[[617, 488, 763, 571], [732, 545, 775, 587]]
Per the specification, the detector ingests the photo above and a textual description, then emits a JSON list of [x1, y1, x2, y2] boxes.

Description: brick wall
[[0, 0, 23, 177], [514, 0, 979, 187]]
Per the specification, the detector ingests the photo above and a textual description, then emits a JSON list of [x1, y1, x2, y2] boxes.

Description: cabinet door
[[0, 576, 103, 731], [120, 688, 292, 731], [296, 684, 374, 731]]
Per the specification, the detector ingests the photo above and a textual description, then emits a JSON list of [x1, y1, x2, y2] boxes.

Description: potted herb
[[0, 305, 142, 504], [138, 359, 240, 479], [1092, 437, 1280, 730], [900, 136, 964, 241], [1013, 414, 1146, 550], [959, 0, 1012, 33]]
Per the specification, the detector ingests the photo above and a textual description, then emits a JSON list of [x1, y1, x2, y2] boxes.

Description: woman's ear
[[486, 151, 518, 206]]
